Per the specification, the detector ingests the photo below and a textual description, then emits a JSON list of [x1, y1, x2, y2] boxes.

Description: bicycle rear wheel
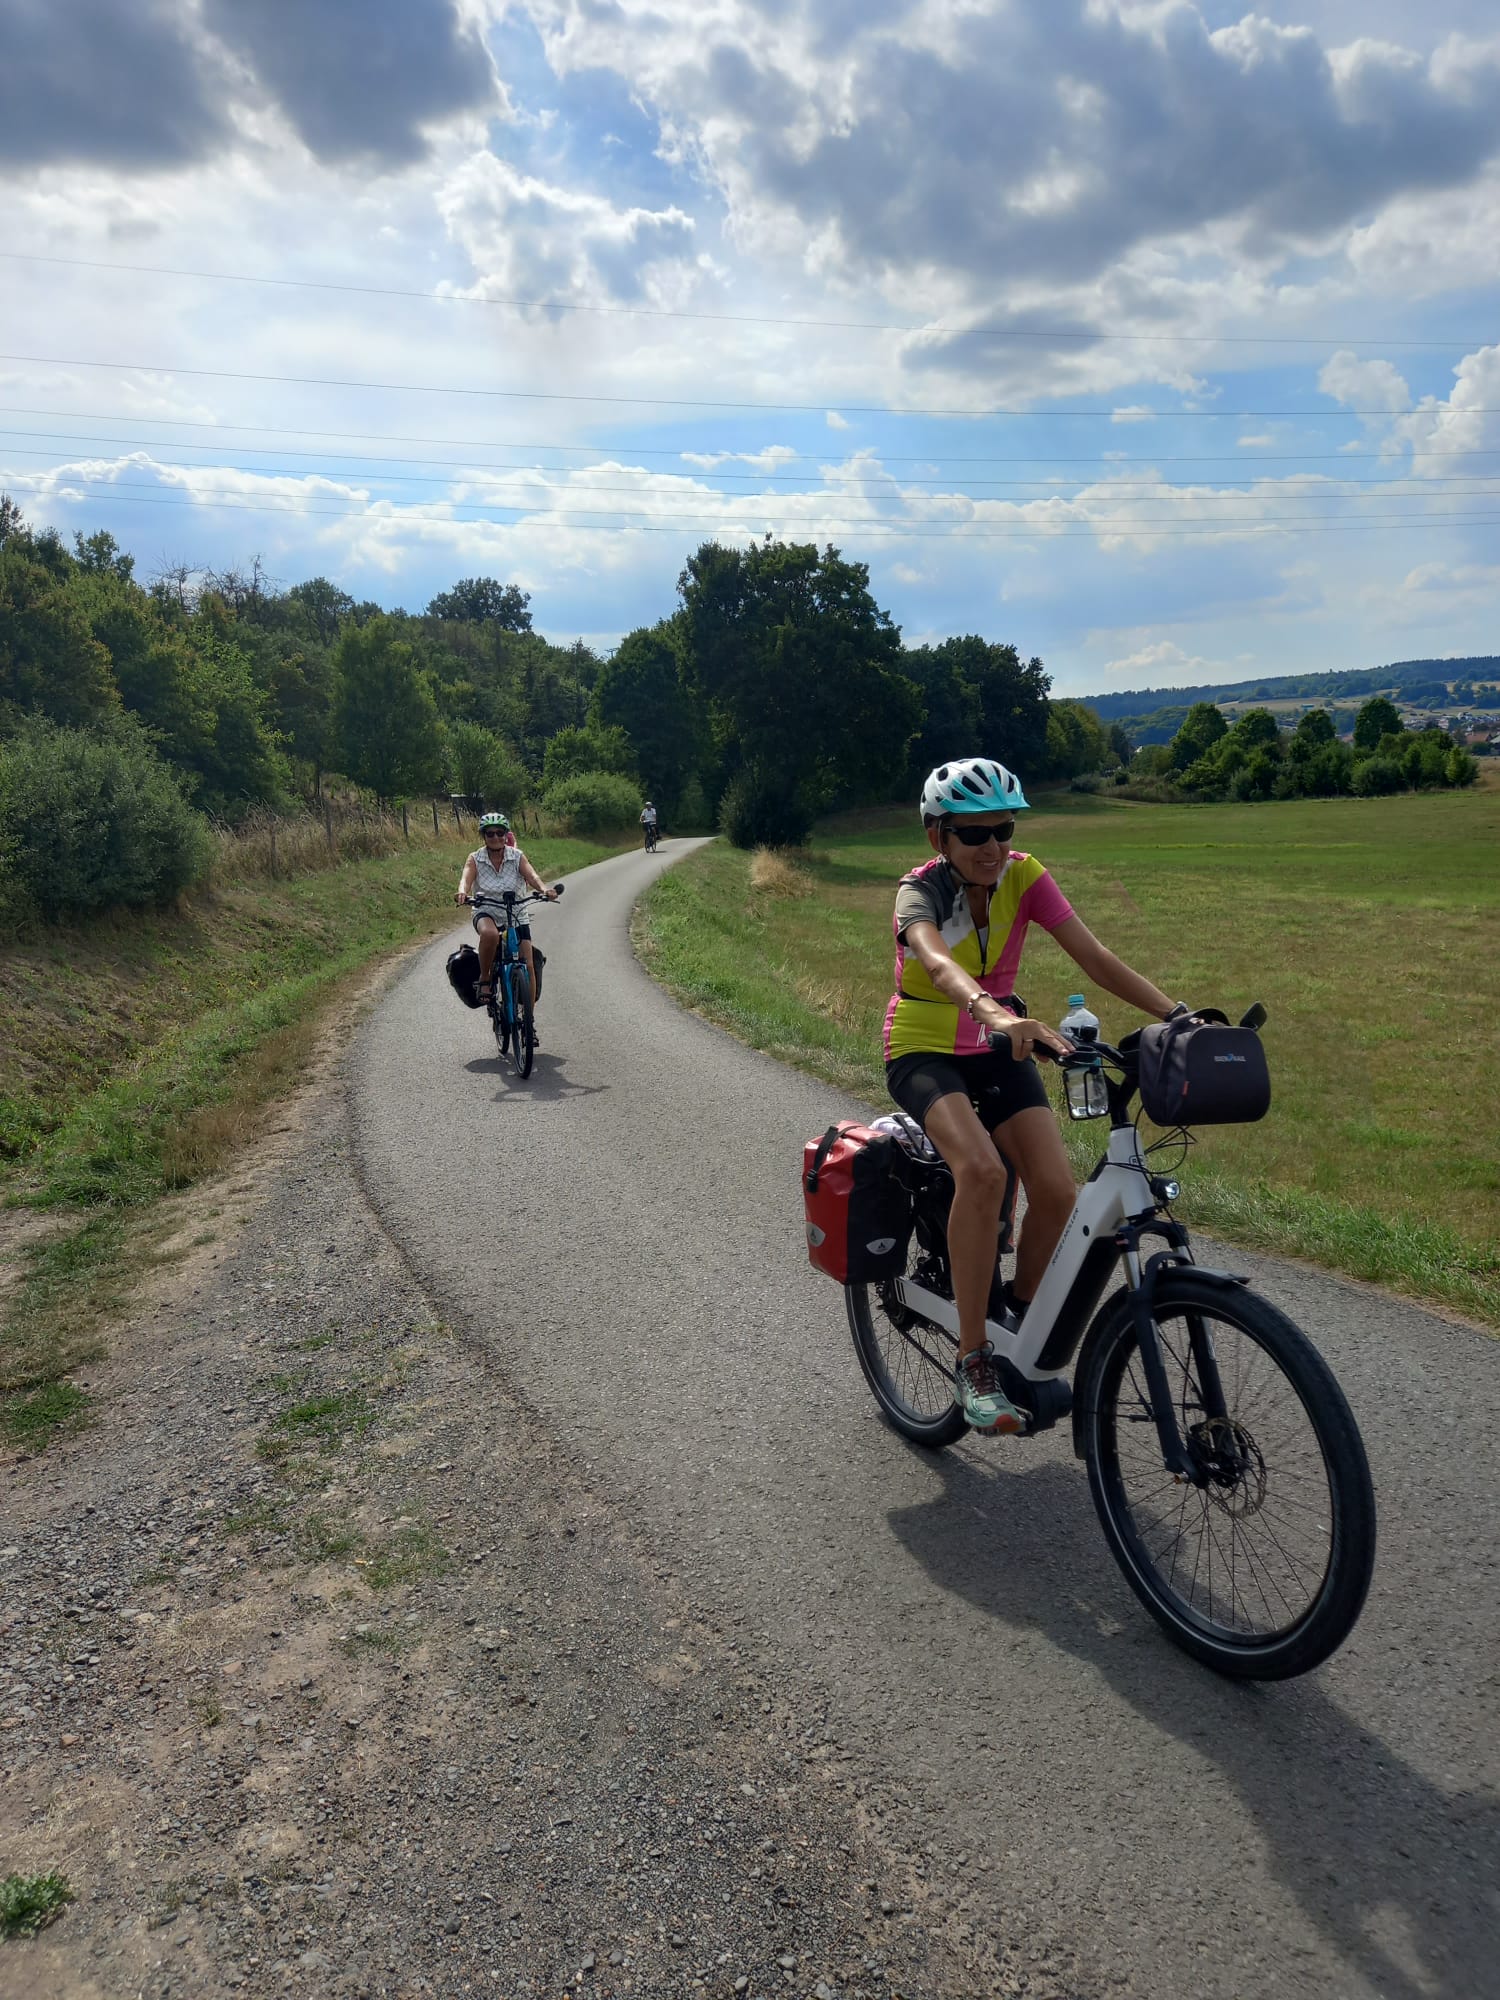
[[509, 964, 535, 1079], [1080, 1273, 1375, 1679], [846, 1239, 966, 1449]]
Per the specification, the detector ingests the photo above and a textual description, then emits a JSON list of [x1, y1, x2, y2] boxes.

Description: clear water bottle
[[1059, 994, 1107, 1119], [1059, 993, 1100, 1043]]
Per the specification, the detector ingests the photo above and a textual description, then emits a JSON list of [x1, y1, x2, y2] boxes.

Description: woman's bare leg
[[476, 918, 500, 995], [921, 1092, 1010, 1361], [990, 1105, 1076, 1303]]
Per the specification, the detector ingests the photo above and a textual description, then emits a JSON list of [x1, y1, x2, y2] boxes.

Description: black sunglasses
[[482, 829, 508, 838], [947, 820, 1016, 848]]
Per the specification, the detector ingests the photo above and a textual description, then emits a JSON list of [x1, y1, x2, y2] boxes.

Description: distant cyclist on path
[[456, 812, 558, 1016], [640, 801, 660, 850], [886, 758, 1184, 1435]]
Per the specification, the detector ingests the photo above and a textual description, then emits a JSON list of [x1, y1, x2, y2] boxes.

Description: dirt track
[[0, 991, 1009, 2000]]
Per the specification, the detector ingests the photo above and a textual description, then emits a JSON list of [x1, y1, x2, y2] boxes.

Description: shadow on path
[[463, 1051, 609, 1103], [888, 1450, 1497, 2000]]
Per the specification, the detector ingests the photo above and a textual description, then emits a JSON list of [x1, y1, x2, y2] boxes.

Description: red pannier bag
[[802, 1122, 912, 1285]]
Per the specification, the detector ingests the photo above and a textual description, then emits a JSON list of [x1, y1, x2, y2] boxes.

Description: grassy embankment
[[637, 787, 1500, 1327], [0, 823, 614, 1444]]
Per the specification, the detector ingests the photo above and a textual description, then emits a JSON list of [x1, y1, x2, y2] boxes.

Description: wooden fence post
[[325, 801, 335, 854], [269, 823, 278, 878], [432, 798, 440, 836], [402, 803, 410, 842]]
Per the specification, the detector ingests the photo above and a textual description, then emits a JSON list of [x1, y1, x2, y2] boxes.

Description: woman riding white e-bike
[[886, 758, 1184, 1434]]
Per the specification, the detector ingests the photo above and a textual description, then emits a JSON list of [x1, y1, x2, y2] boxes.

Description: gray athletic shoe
[[954, 1344, 1026, 1434]]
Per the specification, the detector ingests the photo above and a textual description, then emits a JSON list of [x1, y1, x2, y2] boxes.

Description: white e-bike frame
[[891, 1116, 1158, 1384]]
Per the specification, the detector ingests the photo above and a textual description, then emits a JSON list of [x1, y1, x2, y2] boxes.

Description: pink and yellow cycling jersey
[[882, 853, 1074, 1061]]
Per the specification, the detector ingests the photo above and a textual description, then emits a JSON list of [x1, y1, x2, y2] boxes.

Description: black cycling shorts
[[886, 1048, 1050, 1134]]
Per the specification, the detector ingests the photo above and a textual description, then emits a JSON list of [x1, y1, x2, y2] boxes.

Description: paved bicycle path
[[354, 840, 1500, 2000]]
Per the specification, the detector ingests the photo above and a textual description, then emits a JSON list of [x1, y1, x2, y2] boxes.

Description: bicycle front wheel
[[509, 965, 534, 1079], [1080, 1273, 1375, 1679], [846, 1246, 966, 1449]]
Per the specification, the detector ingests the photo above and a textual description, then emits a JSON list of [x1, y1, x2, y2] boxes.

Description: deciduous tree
[[333, 618, 445, 803]]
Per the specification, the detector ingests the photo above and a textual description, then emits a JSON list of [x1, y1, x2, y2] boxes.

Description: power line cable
[[26, 469, 1500, 519], [16, 473, 1500, 535], [3, 403, 1493, 467], [2, 248, 1484, 351], [6, 436, 1499, 497], [3, 352, 1485, 420]]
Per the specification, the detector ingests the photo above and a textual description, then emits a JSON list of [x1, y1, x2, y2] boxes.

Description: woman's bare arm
[[1048, 914, 1176, 1019]]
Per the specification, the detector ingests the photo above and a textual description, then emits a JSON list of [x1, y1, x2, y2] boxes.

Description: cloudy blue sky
[[1, 0, 1497, 692]]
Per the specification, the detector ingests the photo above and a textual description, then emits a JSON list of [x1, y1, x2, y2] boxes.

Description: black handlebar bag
[[1137, 1016, 1270, 1126]]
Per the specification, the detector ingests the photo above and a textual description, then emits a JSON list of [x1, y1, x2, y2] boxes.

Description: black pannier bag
[[446, 943, 483, 1009], [1137, 1012, 1270, 1127], [802, 1123, 913, 1284]]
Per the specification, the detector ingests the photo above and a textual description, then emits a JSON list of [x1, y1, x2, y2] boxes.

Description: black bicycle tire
[[510, 964, 535, 1080], [845, 1280, 967, 1449], [1081, 1274, 1375, 1679]]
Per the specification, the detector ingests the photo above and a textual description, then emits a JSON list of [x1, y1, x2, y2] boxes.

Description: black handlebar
[[461, 881, 565, 909]]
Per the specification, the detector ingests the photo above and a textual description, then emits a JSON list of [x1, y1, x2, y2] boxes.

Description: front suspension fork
[[1122, 1239, 1204, 1486]]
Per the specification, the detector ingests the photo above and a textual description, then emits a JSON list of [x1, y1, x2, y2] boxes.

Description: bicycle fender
[[1069, 1265, 1250, 1459]]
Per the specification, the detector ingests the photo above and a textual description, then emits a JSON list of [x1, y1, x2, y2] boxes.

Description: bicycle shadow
[[462, 1051, 609, 1103], [886, 1448, 1497, 2000]]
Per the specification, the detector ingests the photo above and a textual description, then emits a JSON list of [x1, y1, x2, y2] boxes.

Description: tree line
[[1129, 696, 1479, 802], [6, 494, 1480, 927], [0, 502, 1127, 918]]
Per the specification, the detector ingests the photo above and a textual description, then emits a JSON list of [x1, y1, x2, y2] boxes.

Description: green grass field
[[637, 788, 1500, 1326]]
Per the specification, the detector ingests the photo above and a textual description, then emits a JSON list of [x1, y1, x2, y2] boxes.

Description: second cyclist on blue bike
[[456, 812, 559, 1026]]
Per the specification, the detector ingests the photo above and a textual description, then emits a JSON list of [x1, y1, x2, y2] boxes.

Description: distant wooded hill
[[1083, 658, 1500, 721], [1085, 658, 1500, 745]]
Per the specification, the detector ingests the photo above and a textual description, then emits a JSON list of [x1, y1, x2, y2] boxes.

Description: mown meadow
[[637, 783, 1500, 1326]]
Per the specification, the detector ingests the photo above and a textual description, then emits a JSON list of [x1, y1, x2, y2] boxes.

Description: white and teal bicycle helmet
[[920, 757, 1030, 822]]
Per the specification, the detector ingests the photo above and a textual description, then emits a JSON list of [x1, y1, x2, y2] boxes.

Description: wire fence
[[208, 797, 544, 887]]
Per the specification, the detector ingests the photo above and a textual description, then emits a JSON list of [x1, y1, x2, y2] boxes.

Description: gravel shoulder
[[0, 998, 1028, 2000]]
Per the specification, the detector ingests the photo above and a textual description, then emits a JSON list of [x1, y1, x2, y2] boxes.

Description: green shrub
[[0, 719, 210, 924], [542, 770, 641, 836], [1445, 746, 1479, 788], [1352, 754, 1405, 797], [718, 767, 815, 849], [541, 723, 636, 791]]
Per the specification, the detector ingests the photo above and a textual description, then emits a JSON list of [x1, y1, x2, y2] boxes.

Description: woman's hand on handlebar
[[455, 890, 472, 906], [982, 1009, 1072, 1063]]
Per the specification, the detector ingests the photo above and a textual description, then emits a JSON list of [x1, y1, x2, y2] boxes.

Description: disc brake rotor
[[1189, 1416, 1268, 1518]]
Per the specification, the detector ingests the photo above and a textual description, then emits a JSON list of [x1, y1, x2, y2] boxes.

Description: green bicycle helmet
[[920, 757, 1029, 822], [478, 811, 511, 833]]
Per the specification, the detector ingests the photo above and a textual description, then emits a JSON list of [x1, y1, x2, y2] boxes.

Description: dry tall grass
[[748, 847, 814, 899], [208, 802, 546, 888]]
